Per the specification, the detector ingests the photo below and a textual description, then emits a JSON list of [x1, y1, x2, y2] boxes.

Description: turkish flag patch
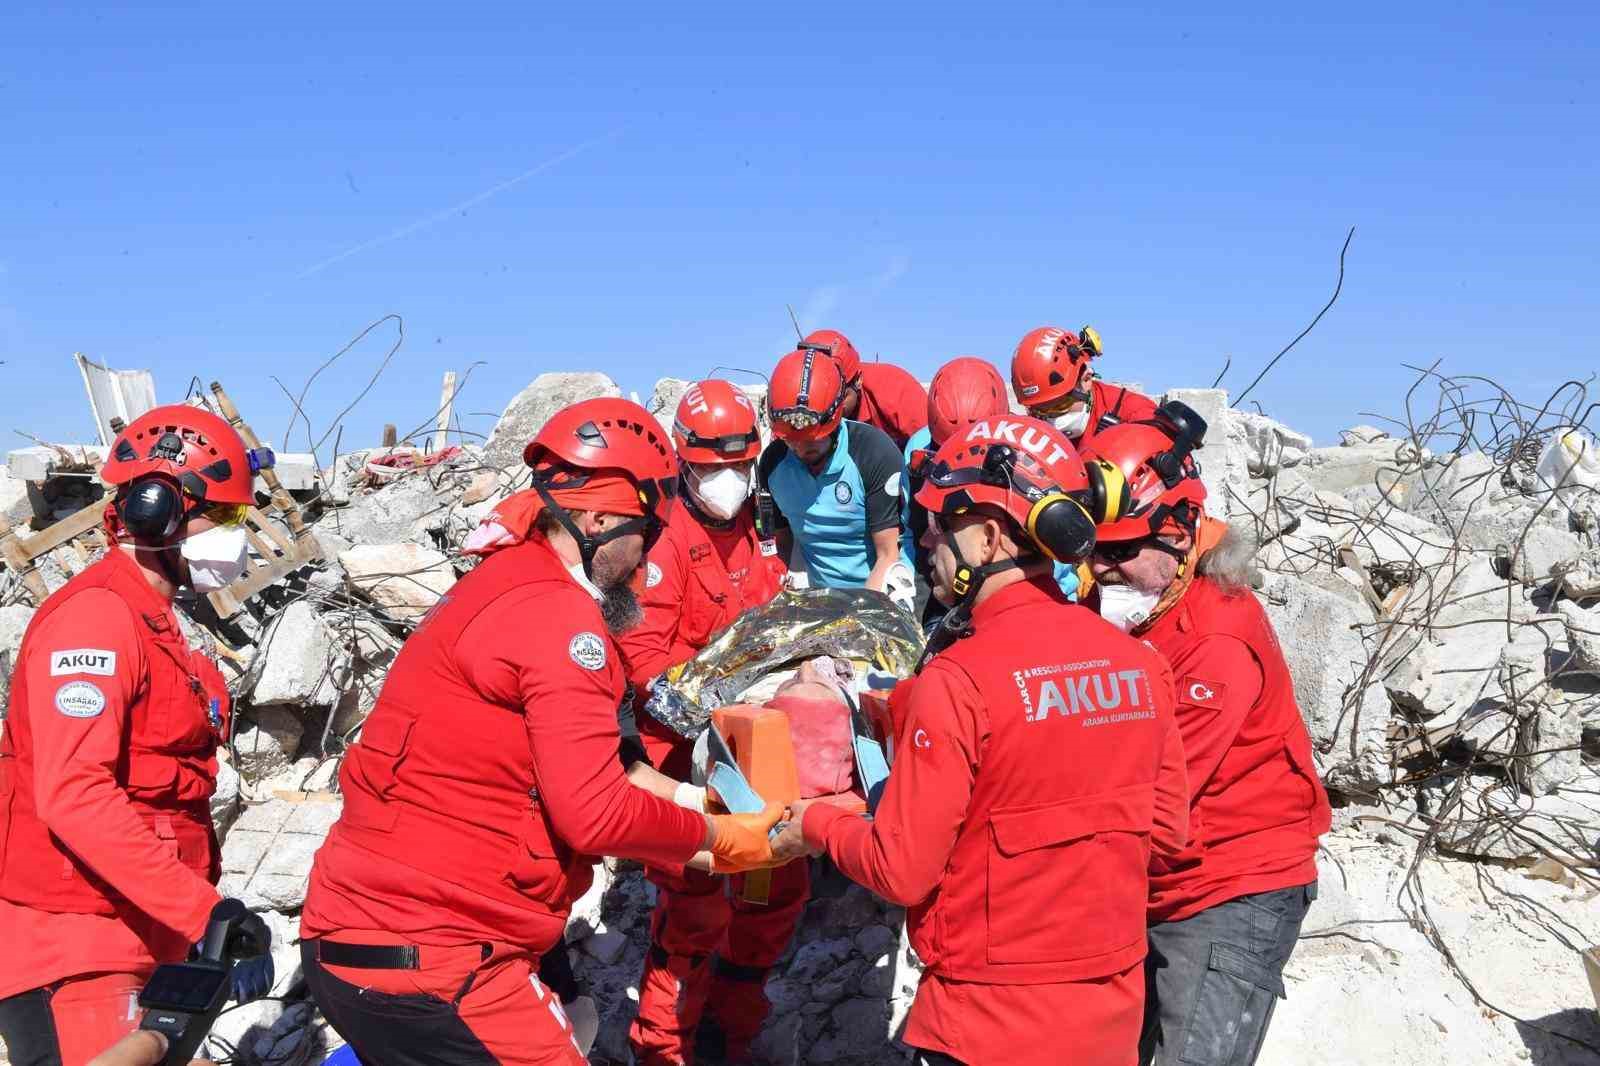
[[1180, 676, 1227, 707]]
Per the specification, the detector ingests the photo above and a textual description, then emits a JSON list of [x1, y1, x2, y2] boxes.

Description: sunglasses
[[1092, 536, 1187, 564]]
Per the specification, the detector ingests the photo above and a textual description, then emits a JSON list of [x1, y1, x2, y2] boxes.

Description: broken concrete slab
[[0, 466, 34, 525], [1231, 409, 1314, 477], [1258, 573, 1391, 792], [1163, 388, 1248, 521], [219, 796, 343, 913], [7, 444, 108, 482], [1557, 600, 1600, 673], [211, 761, 241, 841], [314, 470, 450, 547], [232, 705, 305, 783], [1339, 425, 1390, 446], [249, 600, 348, 707], [340, 543, 457, 620], [1298, 438, 1431, 498], [482, 371, 622, 472]]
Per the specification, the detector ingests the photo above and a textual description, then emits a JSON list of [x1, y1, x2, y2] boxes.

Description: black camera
[[136, 899, 264, 1065]]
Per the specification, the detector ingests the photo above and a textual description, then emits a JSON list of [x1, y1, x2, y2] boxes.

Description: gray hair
[[1195, 523, 1256, 592]]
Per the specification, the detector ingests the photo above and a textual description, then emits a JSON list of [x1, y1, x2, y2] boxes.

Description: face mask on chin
[[180, 525, 250, 593], [1098, 582, 1163, 633], [687, 462, 752, 521]]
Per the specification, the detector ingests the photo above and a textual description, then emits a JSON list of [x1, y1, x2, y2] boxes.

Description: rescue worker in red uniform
[[1011, 325, 1158, 452], [617, 380, 803, 1065], [0, 406, 275, 1065], [299, 398, 784, 1066], [774, 416, 1191, 1066], [903, 357, 1016, 623], [1078, 408, 1332, 1066], [801, 328, 928, 449]]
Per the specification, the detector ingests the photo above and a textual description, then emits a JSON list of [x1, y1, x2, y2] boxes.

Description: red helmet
[[927, 357, 1010, 446], [769, 348, 847, 443], [101, 403, 264, 506], [1010, 325, 1103, 411], [522, 397, 678, 528], [1076, 402, 1209, 543], [673, 380, 760, 464], [914, 415, 1119, 563], [800, 329, 861, 384]]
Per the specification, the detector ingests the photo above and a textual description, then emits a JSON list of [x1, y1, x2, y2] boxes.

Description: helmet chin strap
[[532, 483, 651, 582], [915, 529, 1031, 673]]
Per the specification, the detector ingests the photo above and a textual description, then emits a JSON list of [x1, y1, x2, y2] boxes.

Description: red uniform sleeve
[[1167, 635, 1263, 802], [25, 590, 220, 943], [459, 589, 705, 869], [615, 533, 690, 698], [802, 661, 979, 907], [1147, 658, 1190, 862]]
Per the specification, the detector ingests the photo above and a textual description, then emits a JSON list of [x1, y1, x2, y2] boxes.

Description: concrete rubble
[[2, 366, 1598, 1065]]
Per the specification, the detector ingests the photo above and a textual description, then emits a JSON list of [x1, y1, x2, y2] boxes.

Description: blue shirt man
[[759, 419, 911, 589]]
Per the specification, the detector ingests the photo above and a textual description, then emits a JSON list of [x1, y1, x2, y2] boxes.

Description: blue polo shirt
[[758, 419, 911, 588]]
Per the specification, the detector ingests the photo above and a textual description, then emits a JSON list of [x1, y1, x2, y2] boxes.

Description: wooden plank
[[0, 513, 49, 604], [243, 526, 277, 560], [206, 584, 243, 620], [1337, 545, 1386, 616], [381, 424, 398, 448], [19, 504, 106, 559], [218, 555, 309, 605], [434, 370, 457, 452], [249, 508, 296, 554], [208, 382, 321, 562]]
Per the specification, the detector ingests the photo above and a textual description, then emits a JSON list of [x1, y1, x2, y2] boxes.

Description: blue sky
[[2, 3, 1595, 457]]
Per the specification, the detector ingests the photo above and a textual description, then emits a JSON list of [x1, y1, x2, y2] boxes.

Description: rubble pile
[[2, 366, 1598, 1065]]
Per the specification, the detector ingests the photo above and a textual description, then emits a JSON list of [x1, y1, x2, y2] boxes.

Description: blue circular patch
[[834, 482, 853, 506]]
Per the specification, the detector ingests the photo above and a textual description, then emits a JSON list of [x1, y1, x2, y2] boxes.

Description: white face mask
[[1051, 406, 1091, 438], [1098, 582, 1163, 633], [686, 462, 752, 521], [180, 525, 250, 593]]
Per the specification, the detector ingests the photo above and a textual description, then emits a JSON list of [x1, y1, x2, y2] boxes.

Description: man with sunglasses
[[773, 416, 1190, 1066], [757, 348, 915, 607], [0, 405, 276, 1065], [616, 380, 802, 1066], [799, 328, 928, 450], [1079, 411, 1330, 1066], [1011, 324, 1158, 451], [299, 398, 784, 1066]]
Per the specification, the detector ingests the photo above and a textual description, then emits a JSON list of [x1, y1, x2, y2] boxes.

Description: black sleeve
[[756, 441, 791, 532], [847, 422, 906, 534], [616, 689, 650, 769]]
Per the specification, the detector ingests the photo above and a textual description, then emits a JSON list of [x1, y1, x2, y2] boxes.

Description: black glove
[[195, 901, 275, 1005], [228, 907, 274, 1004]]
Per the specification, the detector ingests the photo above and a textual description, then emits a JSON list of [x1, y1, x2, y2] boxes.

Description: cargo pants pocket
[[1177, 943, 1285, 1066]]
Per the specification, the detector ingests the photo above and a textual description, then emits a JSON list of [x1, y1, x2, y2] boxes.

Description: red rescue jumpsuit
[[617, 497, 796, 1064], [802, 580, 1190, 1066], [1076, 379, 1160, 453], [854, 363, 929, 450], [1138, 576, 1332, 923], [0, 548, 230, 1065], [300, 534, 708, 1066]]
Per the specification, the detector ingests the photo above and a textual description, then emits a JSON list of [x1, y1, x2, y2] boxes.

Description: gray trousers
[[1139, 883, 1315, 1066]]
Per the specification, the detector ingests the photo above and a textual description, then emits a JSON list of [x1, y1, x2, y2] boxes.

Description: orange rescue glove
[[708, 801, 785, 873]]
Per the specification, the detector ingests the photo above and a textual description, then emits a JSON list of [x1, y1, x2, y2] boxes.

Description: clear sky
[[2, 3, 1595, 457]]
